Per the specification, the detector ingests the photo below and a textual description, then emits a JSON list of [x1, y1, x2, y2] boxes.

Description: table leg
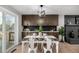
[[56, 42, 59, 53], [22, 42, 24, 53]]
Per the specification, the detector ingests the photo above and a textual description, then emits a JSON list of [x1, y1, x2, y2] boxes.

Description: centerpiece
[[36, 26, 43, 36]]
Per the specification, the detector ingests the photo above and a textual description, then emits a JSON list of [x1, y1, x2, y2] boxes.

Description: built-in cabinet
[[44, 15, 58, 25], [22, 15, 39, 26], [65, 15, 79, 44], [22, 15, 58, 26], [22, 15, 59, 39]]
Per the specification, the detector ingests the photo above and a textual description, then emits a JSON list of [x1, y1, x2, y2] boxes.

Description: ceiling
[[10, 5, 79, 15]]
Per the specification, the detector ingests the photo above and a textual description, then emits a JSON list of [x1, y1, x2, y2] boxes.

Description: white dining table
[[22, 35, 59, 53], [24, 35, 57, 39]]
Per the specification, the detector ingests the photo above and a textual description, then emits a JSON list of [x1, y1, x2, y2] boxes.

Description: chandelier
[[38, 5, 46, 17]]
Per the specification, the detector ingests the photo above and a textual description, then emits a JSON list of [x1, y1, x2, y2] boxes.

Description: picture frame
[[9, 32, 14, 41]]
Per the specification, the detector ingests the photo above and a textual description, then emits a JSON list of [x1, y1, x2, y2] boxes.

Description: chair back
[[29, 36, 34, 49]]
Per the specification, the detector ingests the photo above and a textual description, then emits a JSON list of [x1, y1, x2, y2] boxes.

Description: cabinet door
[[44, 15, 58, 26], [44, 16, 50, 25], [22, 15, 39, 26], [30, 15, 39, 25], [76, 26, 79, 39], [65, 16, 75, 24], [22, 15, 31, 26]]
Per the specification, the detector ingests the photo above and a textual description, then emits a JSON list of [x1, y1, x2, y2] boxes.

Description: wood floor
[[59, 42, 79, 53], [13, 42, 79, 53]]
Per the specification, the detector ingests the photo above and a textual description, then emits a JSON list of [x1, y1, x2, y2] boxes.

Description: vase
[[39, 32, 42, 36], [59, 35, 64, 42]]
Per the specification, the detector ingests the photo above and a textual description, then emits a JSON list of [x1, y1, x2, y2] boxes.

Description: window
[[0, 7, 17, 53], [0, 12, 2, 52], [5, 14, 16, 49]]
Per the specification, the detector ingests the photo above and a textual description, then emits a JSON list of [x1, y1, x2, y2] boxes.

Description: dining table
[[22, 35, 59, 53]]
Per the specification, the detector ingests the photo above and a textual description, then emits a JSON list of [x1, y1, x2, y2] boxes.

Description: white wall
[[57, 15, 64, 30]]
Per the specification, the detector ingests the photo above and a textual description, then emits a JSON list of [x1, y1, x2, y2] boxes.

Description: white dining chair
[[33, 33, 37, 36], [43, 36, 53, 53], [43, 33, 47, 36], [38, 32, 42, 36], [28, 34, 37, 53]]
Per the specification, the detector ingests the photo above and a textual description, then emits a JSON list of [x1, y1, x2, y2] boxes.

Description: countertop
[[22, 31, 59, 32]]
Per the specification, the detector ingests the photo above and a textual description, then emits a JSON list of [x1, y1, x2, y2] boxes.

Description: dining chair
[[32, 33, 37, 36], [43, 33, 47, 36], [38, 32, 42, 36], [43, 36, 53, 53], [28, 34, 37, 53]]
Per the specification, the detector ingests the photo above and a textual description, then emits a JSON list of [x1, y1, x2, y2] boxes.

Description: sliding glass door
[[5, 13, 15, 50], [0, 12, 2, 52], [0, 7, 17, 52]]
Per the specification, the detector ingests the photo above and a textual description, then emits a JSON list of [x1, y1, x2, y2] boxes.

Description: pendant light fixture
[[38, 5, 46, 17]]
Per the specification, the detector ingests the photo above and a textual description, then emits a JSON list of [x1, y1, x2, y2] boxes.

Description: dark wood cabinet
[[44, 15, 58, 25], [22, 15, 59, 39], [22, 15, 39, 26], [48, 32, 59, 38], [22, 15, 58, 26]]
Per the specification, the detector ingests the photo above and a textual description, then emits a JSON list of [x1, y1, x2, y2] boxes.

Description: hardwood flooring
[[13, 42, 79, 53], [59, 42, 79, 53]]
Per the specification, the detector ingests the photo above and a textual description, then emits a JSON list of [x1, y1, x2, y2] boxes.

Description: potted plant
[[36, 26, 43, 35], [58, 26, 64, 42]]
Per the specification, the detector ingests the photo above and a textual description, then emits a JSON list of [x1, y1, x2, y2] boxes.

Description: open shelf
[[23, 25, 57, 31], [65, 15, 79, 44]]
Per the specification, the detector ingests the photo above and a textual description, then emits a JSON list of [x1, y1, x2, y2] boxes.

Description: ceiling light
[[38, 5, 46, 17]]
